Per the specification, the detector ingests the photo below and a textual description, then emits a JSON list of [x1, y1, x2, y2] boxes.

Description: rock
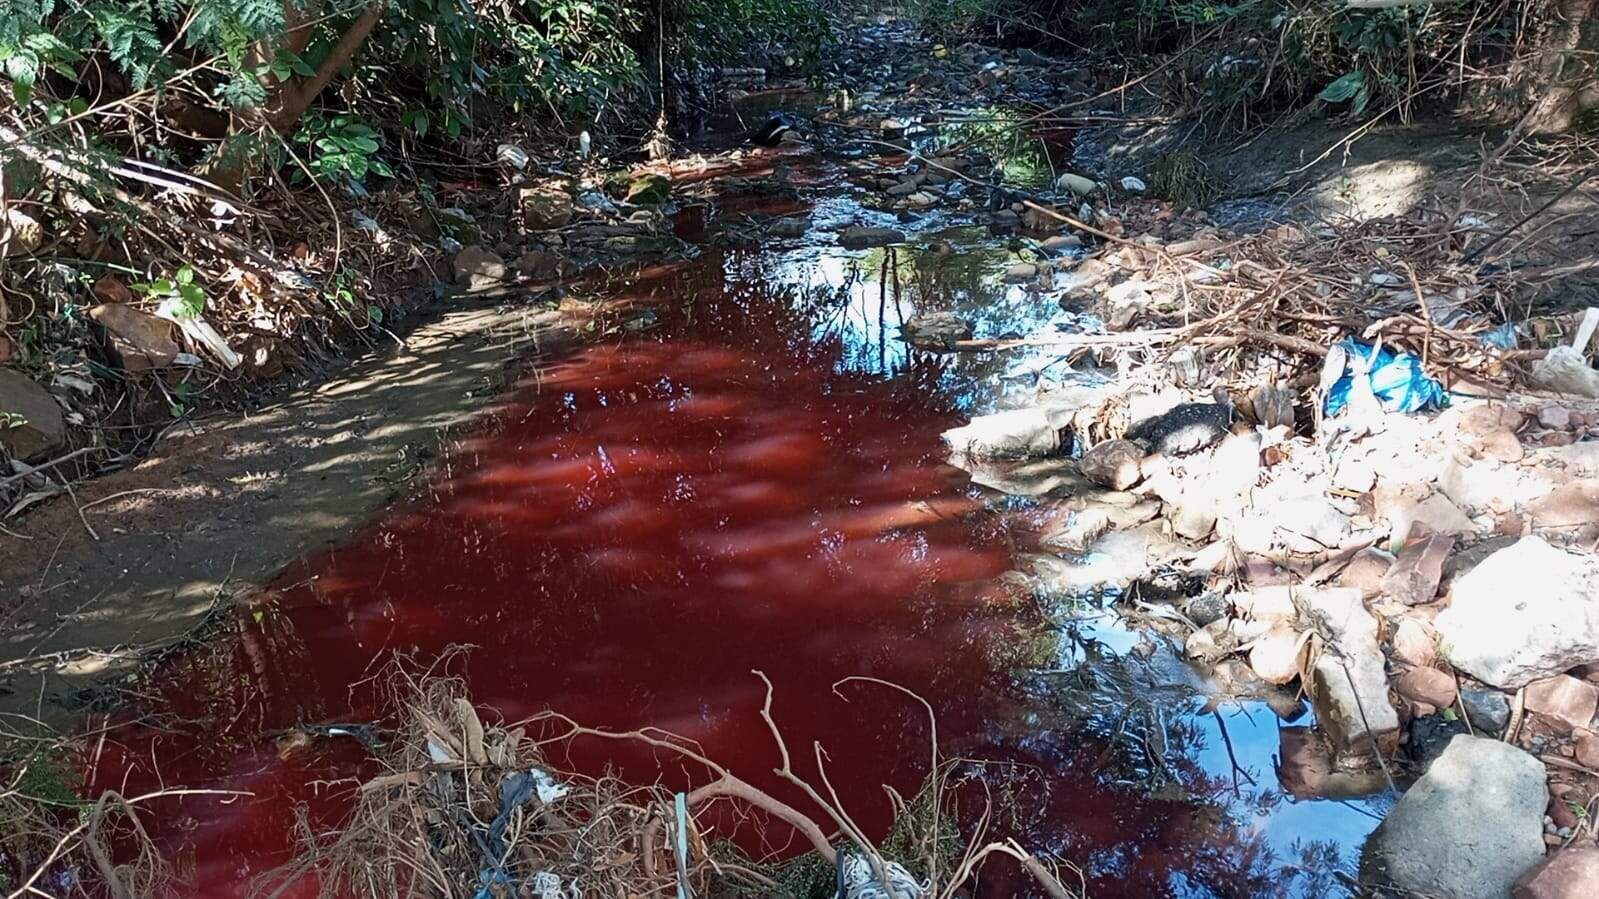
[[1526, 481, 1599, 530], [1391, 617, 1439, 668], [878, 117, 908, 138], [1056, 173, 1097, 197], [1339, 547, 1396, 598], [1041, 508, 1111, 553], [1248, 385, 1296, 430], [519, 181, 575, 230], [1041, 234, 1082, 254], [1515, 847, 1599, 899], [1186, 618, 1237, 664], [1184, 593, 1232, 628], [1022, 207, 1061, 232], [1381, 533, 1453, 605], [1453, 403, 1527, 463], [1539, 405, 1573, 431], [904, 191, 939, 209], [1003, 262, 1038, 283], [452, 245, 507, 288], [1170, 502, 1217, 541], [1298, 587, 1401, 757], [512, 250, 573, 280], [1460, 686, 1512, 735], [88, 303, 180, 371], [943, 407, 1066, 460], [1409, 714, 1471, 766], [768, 217, 809, 238], [886, 180, 919, 197], [1435, 536, 1599, 688], [1410, 493, 1477, 538], [1574, 730, 1599, 769], [0, 368, 66, 461], [91, 275, 135, 304], [1249, 626, 1306, 685], [1078, 439, 1145, 490], [1277, 726, 1390, 800], [1361, 736, 1547, 899], [902, 312, 973, 350], [1396, 666, 1458, 708], [1232, 586, 1299, 624], [1524, 675, 1599, 733], [1125, 402, 1232, 456], [838, 226, 906, 249], [988, 210, 1021, 235]]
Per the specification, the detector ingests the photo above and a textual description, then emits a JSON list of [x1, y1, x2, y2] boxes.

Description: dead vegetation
[[260, 656, 1084, 899]]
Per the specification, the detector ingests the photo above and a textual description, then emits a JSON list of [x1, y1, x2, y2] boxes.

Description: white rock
[[1297, 587, 1400, 756], [1434, 536, 1599, 688], [1232, 586, 1298, 623], [1056, 173, 1098, 197], [942, 407, 1069, 459], [1359, 736, 1547, 899], [1248, 625, 1306, 685]]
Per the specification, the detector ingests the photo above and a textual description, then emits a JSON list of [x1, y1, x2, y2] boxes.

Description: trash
[[1322, 338, 1448, 417], [495, 143, 530, 171], [1530, 307, 1599, 398], [1479, 321, 1518, 350], [1120, 176, 1147, 193]]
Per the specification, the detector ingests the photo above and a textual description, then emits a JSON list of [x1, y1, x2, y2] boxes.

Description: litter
[[1323, 338, 1448, 417], [1530, 307, 1599, 398]]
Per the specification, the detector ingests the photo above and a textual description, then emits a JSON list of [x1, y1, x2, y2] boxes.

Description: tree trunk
[[1524, 0, 1599, 133], [262, 0, 389, 134]]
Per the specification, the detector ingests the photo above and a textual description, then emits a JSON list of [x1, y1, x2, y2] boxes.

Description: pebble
[[1540, 405, 1573, 430]]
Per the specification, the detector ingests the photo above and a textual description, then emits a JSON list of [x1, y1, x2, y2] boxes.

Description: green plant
[[297, 114, 393, 188], [131, 265, 207, 319]]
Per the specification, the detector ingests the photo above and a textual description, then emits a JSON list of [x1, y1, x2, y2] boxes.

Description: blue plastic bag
[[1323, 338, 1449, 417]]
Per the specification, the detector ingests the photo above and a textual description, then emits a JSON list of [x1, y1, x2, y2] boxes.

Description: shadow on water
[[86, 165, 1382, 898]]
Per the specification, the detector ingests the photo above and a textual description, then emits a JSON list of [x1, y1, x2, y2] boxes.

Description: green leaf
[[367, 304, 384, 323], [175, 265, 194, 285], [1319, 70, 1367, 104], [176, 283, 205, 317]]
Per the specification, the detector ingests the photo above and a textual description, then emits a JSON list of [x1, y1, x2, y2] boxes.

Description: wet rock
[[1041, 234, 1083, 255], [901, 312, 972, 350], [1186, 618, 1237, 664], [1078, 439, 1145, 490], [519, 181, 574, 230], [452, 245, 507, 288], [1396, 666, 1458, 709], [1360, 735, 1547, 899], [1514, 847, 1599, 899], [1340, 547, 1395, 598], [837, 226, 906, 249], [88, 303, 180, 371], [768, 217, 809, 238], [0, 368, 65, 461], [1391, 617, 1439, 668], [1435, 536, 1599, 688], [1460, 686, 1512, 735], [886, 180, 919, 197], [988, 210, 1022, 235], [1249, 625, 1306, 685], [1125, 401, 1232, 456], [1025, 525, 1184, 593], [958, 457, 1083, 497], [1409, 714, 1470, 767], [1524, 675, 1599, 733], [1003, 262, 1038, 283], [943, 407, 1065, 460], [1380, 533, 1453, 606], [1041, 508, 1111, 553], [1277, 726, 1390, 800], [1298, 587, 1400, 757]]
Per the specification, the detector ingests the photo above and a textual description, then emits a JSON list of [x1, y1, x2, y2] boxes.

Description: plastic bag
[[1323, 338, 1448, 417]]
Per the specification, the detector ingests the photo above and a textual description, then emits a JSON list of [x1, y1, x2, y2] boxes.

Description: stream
[[84, 145, 1387, 898]]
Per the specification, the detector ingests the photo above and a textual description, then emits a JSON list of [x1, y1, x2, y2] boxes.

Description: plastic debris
[[1121, 176, 1147, 193], [1530, 307, 1599, 398], [496, 143, 530, 170], [1323, 338, 1448, 417]]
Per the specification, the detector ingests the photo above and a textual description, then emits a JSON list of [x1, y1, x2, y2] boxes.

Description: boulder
[[1232, 586, 1298, 624], [452, 245, 507, 289], [1078, 439, 1145, 490], [1041, 508, 1111, 553], [837, 226, 906, 249], [1435, 536, 1599, 688], [512, 250, 574, 280], [1523, 674, 1599, 733], [1525, 481, 1599, 531], [0, 368, 66, 461], [1514, 847, 1599, 899], [1360, 735, 1547, 899], [1575, 730, 1599, 769], [942, 407, 1065, 460], [519, 181, 575, 230], [88, 303, 180, 371], [901, 312, 973, 350], [1297, 587, 1400, 757]]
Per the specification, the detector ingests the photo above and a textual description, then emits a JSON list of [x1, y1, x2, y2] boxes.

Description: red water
[[83, 257, 1333, 897]]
